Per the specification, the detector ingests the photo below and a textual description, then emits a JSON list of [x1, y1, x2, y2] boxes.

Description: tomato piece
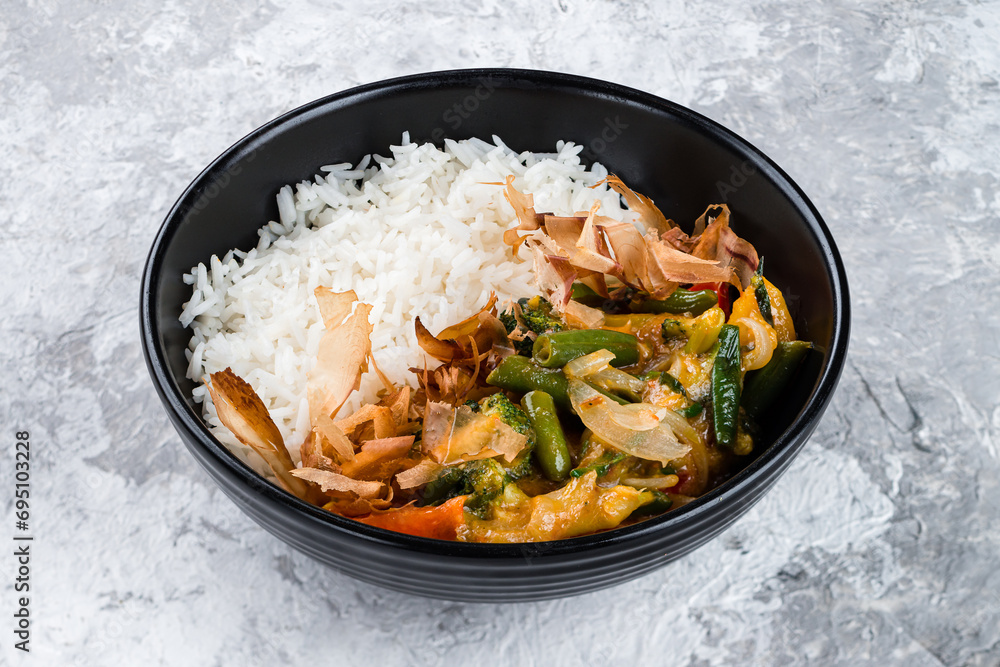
[[355, 496, 467, 540], [690, 282, 732, 318]]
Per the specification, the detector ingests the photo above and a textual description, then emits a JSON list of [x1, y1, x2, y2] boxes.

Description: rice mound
[[181, 134, 629, 471]]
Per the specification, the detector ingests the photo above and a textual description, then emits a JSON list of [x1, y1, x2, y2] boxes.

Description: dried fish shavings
[[422, 402, 528, 465], [690, 205, 758, 289], [307, 289, 374, 423], [339, 436, 417, 480], [208, 368, 310, 498], [291, 467, 384, 499], [601, 175, 673, 235]]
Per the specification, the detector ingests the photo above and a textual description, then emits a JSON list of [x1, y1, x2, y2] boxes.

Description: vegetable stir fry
[[206, 176, 810, 542]]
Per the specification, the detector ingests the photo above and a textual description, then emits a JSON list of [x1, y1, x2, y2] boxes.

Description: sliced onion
[[563, 300, 606, 328], [732, 315, 776, 371], [589, 367, 647, 398], [564, 349, 617, 380], [567, 380, 690, 465], [658, 409, 704, 446], [563, 350, 646, 401], [606, 402, 664, 431]]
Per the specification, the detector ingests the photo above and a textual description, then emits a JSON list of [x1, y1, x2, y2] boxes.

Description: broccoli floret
[[498, 309, 518, 334], [419, 395, 539, 516], [498, 309, 534, 356], [517, 296, 563, 335], [481, 393, 533, 436], [500, 296, 562, 357], [462, 459, 508, 518], [463, 399, 481, 412], [481, 393, 536, 481], [421, 459, 508, 519]]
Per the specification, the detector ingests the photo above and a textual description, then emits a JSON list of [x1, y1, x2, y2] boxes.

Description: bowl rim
[[140, 67, 850, 558]]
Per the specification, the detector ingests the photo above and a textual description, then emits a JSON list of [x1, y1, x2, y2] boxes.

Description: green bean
[[633, 288, 718, 316], [532, 330, 639, 368], [711, 324, 742, 450], [588, 373, 644, 403], [751, 259, 774, 326], [521, 391, 572, 481], [570, 282, 606, 307], [486, 356, 572, 410], [742, 340, 813, 419], [486, 355, 629, 409], [604, 313, 658, 328]]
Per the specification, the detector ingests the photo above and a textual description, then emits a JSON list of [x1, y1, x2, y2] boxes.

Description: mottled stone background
[[2, 1, 998, 665]]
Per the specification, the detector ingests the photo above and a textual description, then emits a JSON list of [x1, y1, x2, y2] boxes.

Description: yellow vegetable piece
[[463, 472, 646, 543], [763, 277, 796, 342], [730, 287, 778, 371]]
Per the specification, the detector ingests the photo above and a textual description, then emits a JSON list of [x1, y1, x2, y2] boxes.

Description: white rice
[[181, 134, 630, 473]]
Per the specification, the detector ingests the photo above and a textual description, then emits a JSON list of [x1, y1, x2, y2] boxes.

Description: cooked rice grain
[[182, 135, 628, 472]]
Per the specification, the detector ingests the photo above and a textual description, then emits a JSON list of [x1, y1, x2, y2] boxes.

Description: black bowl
[[140, 69, 849, 602]]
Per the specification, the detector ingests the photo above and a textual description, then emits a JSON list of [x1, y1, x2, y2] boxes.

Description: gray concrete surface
[[1, 1, 999, 665]]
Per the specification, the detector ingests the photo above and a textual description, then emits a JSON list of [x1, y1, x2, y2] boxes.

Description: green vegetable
[[751, 259, 773, 326], [633, 288, 718, 316], [421, 459, 508, 519], [594, 286, 638, 314], [661, 318, 686, 341], [570, 282, 606, 307], [420, 466, 466, 505], [487, 355, 572, 410], [587, 370, 644, 403], [659, 372, 688, 397], [481, 393, 536, 480], [498, 309, 533, 356], [481, 393, 533, 436], [660, 308, 726, 354], [521, 391, 572, 481], [742, 340, 813, 418], [678, 402, 704, 418], [628, 490, 673, 518], [711, 324, 742, 450], [532, 330, 640, 368], [486, 355, 629, 411], [570, 450, 626, 478], [603, 313, 658, 328], [499, 296, 563, 357], [517, 296, 563, 335]]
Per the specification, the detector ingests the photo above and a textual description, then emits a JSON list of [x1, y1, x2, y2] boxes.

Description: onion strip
[[567, 380, 689, 465]]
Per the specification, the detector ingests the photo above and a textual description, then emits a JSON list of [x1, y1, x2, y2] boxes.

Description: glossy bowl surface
[[140, 68, 849, 602]]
